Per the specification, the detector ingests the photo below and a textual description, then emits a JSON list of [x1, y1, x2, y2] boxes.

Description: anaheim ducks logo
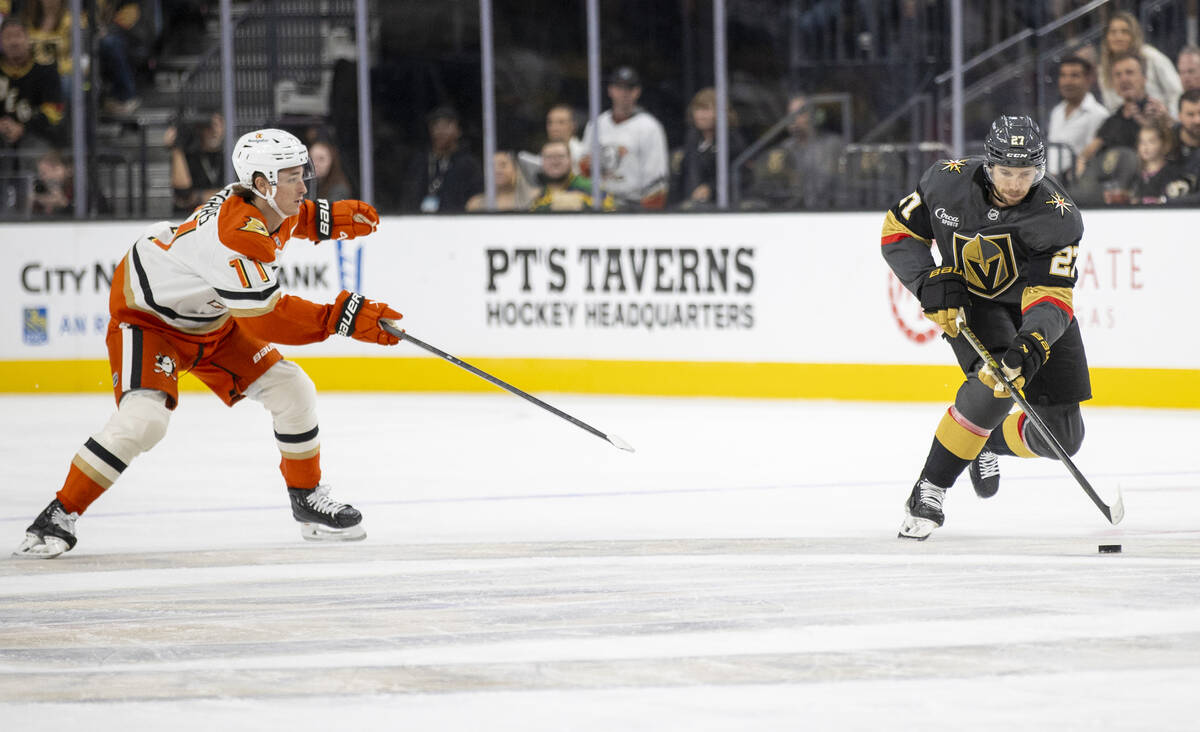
[[952, 232, 1018, 298], [153, 354, 178, 381], [239, 217, 270, 237]]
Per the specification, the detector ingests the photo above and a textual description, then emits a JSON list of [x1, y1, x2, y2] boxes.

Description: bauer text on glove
[[979, 331, 1050, 396], [325, 290, 402, 345], [919, 266, 969, 337], [314, 199, 379, 240]]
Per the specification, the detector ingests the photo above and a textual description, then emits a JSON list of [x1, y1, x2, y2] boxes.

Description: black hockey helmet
[[983, 115, 1046, 183]]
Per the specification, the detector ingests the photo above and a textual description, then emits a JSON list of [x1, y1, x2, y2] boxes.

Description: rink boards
[[1, 211, 1195, 407]]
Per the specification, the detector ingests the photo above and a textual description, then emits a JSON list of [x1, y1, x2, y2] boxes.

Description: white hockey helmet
[[231, 128, 313, 190]]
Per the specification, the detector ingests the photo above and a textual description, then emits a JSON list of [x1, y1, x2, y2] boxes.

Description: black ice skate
[[898, 479, 946, 540], [969, 448, 1000, 498], [288, 485, 366, 541], [13, 499, 79, 559]]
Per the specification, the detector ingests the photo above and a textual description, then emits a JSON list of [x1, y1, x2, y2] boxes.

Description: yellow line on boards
[[1, 358, 1196, 408]]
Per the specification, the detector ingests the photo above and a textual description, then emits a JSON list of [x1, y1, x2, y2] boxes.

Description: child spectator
[[1129, 118, 1192, 204], [31, 146, 70, 214]]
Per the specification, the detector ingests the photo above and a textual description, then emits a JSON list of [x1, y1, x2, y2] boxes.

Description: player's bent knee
[[100, 389, 172, 458], [1037, 404, 1086, 457], [247, 360, 318, 429]]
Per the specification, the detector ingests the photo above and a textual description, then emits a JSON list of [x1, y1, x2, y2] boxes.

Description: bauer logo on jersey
[[153, 354, 178, 380], [951, 232, 1018, 299], [23, 307, 49, 345], [239, 217, 271, 237]]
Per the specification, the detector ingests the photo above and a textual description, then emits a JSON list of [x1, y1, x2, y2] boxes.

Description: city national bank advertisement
[[1, 211, 1195, 406]]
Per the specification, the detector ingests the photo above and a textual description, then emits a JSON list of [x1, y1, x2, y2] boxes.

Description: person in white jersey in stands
[[580, 66, 670, 210]]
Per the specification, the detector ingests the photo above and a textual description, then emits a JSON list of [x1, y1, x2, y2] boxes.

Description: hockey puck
[[1098, 544, 1122, 554]]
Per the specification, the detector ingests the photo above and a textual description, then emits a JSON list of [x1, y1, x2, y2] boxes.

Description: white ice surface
[[1, 392, 1198, 731]]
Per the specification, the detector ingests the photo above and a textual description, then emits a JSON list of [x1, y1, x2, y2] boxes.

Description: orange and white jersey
[[111, 186, 327, 344]]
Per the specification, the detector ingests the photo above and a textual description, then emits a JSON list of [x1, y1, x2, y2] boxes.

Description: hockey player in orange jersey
[[15, 129, 400, 558]]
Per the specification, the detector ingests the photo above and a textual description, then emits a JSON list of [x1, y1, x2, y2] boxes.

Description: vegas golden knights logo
[[952, 232, 1018, 298]]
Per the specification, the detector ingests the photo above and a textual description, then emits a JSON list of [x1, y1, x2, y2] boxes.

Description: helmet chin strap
[[252, 183, 289, 220]]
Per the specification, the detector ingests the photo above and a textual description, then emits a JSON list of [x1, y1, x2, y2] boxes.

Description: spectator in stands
[[1075, 53, 1168, 179], [580, 66, 669, 210], [529, 139, 612, 212], [669, 86, 746, 209], [1129, 118, 1192, 204], [546, 103, 584, 174], [1177, 46, 1200, 93], [400, 106, 483, 213], [1097, 11, 1181, 116], [1046, 55, 1107, 178], [21, 0, 77, 99], [1171, 89, 1200, 179], [164, 111, 224, 214], [31, 146, 70, 214], [0, 17, 66, 159], [95, 0, 154, 117], [308, 138, 353, 202], [746, 92, 842, 210], [467, 150, 527, 211]]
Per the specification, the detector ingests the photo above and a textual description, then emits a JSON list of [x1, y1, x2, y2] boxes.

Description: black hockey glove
[[980, 331, 1051, 396], [918, 266, 969, 337]]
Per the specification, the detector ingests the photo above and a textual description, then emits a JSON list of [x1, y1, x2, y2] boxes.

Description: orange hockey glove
[[314, 199, 380, 240], [325, 290, 402, 345]]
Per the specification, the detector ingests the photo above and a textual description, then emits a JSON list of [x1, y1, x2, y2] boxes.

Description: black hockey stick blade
[[956, 317, 1124, 524], [380, 320, 634, 452]]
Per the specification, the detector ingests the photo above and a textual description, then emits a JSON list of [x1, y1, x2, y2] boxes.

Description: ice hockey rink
[[1, 391, 1198, 730]]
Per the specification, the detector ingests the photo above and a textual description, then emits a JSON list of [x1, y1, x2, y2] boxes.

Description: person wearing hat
[[401, 106, 484, 213], [579, 66, 670, 210]]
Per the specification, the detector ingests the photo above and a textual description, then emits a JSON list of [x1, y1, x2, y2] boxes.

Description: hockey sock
[[57, 463, 108, 515], [279, 447, 321, 490], [922, 406, 993, 487], [995, 407, 1085, 460], [998, 411, 1040, 458]]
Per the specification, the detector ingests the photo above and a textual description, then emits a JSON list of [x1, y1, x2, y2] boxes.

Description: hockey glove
[[315, 199, 380, 240], [979, 331, 1051, 397], [919, 266, 969, 338], [326, 290, 402, 346]]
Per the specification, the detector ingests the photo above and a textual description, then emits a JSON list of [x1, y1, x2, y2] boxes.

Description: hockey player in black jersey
[[880, 115, 1091, 539]]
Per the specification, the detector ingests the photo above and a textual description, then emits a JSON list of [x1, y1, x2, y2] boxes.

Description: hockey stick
[[379, 319, 634, 452], [956, 316, 1124, 524]]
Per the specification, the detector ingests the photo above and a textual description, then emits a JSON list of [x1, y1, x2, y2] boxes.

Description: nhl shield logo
[[952, 232, 1018, 299]]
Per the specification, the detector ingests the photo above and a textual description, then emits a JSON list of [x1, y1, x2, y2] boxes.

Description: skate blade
[[299, 523, 366, 542], [12, 533, 69, 559], [897, 515, 938, 541]]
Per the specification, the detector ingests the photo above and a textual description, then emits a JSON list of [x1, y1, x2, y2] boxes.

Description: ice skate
[[969, 448, 1000, 498], [13, 499, 79, 559], [288, 485, 366, 541], [898, 479, 946, 540]]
